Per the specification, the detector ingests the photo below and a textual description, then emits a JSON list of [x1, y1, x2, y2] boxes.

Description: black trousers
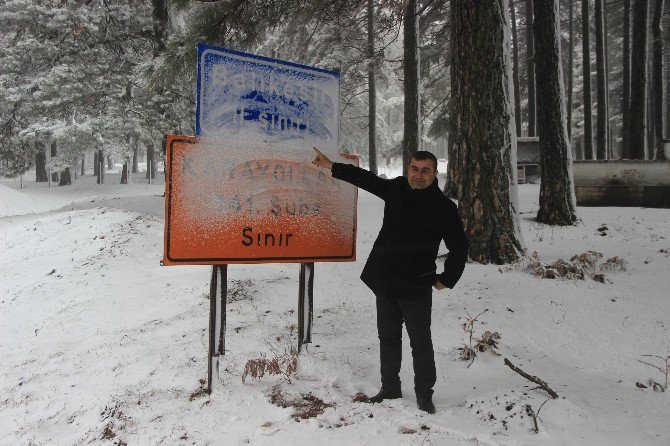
[[375, 292, 436, 398]]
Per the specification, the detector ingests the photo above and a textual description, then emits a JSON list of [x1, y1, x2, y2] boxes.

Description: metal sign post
[[207, 265, 227, 394], [298, 262, 314, 351]]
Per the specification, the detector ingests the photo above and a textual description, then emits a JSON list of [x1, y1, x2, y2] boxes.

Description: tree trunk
[[151, 0, 169, 56], [146, 144, 155, 180], [575, 138, 584, 160], [647, 25, 654, 160], [582, 0, 594, 159], [58, 168, 71, 186], [511, 1, 522, 137], [49, 140, 58, 183], [367, 0, 378, 175], [567, 0, 574, 140], [534, 0, 578, 225], [444, 129, 462, 199], [97, 149, 104, 184], [94, 151, 99, 176], [402, 0, 420, 175], [132, 137, 139, 173], [666, 2, 670, 143], [652, 0, 665, 159], [628, 0, 649, 159], [622, 0, 631, 158], [595, 0, 609, 159], [604, 0, 613, 158], [81, 155, 85, 176], [35, 141, 48, 182], [450, 0, 525, 264], [526, 0, 536, 136], [121, 162, 128, 184]]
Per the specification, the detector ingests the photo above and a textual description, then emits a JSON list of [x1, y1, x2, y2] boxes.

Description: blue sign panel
[[196, 44, 340, 151]]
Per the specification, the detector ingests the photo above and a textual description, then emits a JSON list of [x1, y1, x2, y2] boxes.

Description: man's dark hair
[[410, 151, 438, 170]]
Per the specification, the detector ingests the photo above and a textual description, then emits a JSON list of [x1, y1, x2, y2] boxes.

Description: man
[[312, 147, 469, 414]]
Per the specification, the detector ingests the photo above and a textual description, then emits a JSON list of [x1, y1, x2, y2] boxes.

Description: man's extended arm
[[313, 147, 390, 199]]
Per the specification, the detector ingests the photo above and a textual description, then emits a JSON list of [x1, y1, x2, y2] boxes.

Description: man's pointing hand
[[312, 147, 333, 169]]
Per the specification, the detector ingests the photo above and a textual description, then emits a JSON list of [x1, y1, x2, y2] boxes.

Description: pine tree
[[402, 0, 421, 174], [367, 0, 378, 174], [595, 0, 609, 159], [449, 0, 525, 264], [622, 0, 631, 158], [652, 0, 665, 159], [511, 1, 522, 137], [526, 0, 537, 136], [534, 0, 578, 225], [582, 0, 594, 159], [628, 0, 649, 159], [567, 0, 574, 140]]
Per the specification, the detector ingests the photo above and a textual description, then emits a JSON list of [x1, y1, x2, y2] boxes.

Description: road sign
[[196, 44, 340, 153], [163, 135, 358, 265]]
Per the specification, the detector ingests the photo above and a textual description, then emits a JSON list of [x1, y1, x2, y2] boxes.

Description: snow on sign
[[163, 46, 357, 265], [195, 43, 339, 152]]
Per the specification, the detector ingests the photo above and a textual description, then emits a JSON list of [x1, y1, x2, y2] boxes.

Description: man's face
[[408, 157, 437, 190]]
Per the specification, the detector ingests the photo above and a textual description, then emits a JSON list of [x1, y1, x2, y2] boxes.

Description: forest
[[1, 0, 669, 250]]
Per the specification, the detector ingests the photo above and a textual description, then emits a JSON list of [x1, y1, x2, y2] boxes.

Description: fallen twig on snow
[[504, 358, 559, 399], [638, 355, 669, 392], [524, 398, 550, 433]]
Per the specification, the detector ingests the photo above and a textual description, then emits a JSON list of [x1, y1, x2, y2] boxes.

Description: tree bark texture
[[652, 0, 665, 159], [121, 162, 128, 184], [444, 131, 462, 199], [646, 5, 654, 161], [94, 151, 99, 176], [533, 0, 578, 225], [622, 0, 631, 158], [132, 137, 139, 173], [97, 149, 104, 184], [567, 0, 574, 140], [511, 1, 522, 137], [35, 142, 47, 182], [595, 0, 609, 159], [666, 8, 670, 141], [146, 143, 156, 180], [402, 0, 420, 175], [582, 0, 594, 159], [603, 0, 612, 158], [449, 0, 525, 264], [525, 0, 536, 136], [367, 0, 378, 174], [628, 0, 649, 159]]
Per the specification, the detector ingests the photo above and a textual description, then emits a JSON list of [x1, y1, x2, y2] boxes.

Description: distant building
[[517, 137, 540, 184]]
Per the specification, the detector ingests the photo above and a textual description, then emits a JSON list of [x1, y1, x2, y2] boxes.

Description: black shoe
[[417, 396, 435, 414], [367, 387, 402, 403]]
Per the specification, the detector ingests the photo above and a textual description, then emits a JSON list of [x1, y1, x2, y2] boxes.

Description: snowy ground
[[1, 171, 669, 445]]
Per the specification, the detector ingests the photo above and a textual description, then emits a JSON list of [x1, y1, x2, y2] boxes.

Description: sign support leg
[[298, 262, 314, 351], [207, 265, 227, 394]]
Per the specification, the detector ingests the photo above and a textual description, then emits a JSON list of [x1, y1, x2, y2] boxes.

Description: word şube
[[213, 192, 322, 218]]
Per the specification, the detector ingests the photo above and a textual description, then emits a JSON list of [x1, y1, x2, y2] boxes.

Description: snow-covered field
[[1, 171, 669, 445]]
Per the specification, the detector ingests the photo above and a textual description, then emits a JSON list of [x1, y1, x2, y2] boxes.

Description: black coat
[[331, 163, 469, 299]]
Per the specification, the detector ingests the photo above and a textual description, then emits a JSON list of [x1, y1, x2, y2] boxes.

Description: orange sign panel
[[163, 135, 358, 265]]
